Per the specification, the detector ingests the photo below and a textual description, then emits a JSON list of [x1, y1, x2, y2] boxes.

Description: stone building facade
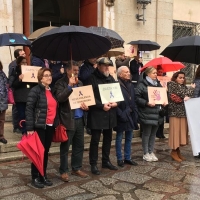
[[0, 0, 200, 76]]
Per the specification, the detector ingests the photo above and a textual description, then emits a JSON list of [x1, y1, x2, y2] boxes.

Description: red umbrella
[[17, 132, 44, 176], [140, 57, 185, 72]]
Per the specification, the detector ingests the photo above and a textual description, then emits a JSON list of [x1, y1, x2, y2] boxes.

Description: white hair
[[117, 66, 129, 77]]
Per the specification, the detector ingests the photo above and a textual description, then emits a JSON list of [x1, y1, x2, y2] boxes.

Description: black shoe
[[40, 176, 53, 186], [91, 165, 100, 175], [13, 128, 21, 134], [86, 128, 92, 135], [102, 161, 118, 170], [117, 160, 124, 167], [161, 135, 166, 138], [31, 178, 44, 188], [0, 138, 7, 144], [124, 159, 138, 166]]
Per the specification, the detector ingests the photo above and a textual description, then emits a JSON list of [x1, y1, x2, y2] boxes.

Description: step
[[0, 130, 142, 153]]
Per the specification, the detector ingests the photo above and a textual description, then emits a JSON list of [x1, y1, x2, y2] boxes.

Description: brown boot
[[177, 148, 186, 161], [171, 150, 182, 162]]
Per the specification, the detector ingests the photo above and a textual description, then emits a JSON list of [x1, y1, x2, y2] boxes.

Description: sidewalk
[[0, 137, 199, 200]]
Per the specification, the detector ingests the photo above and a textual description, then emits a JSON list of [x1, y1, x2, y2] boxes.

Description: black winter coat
[[130, 59, 143, 82], [11, 66, 37, 102], [87, 68, 117, 129], [135, 73, 163, 126], [54, 75, 83, 131], [0, 71, 8, 112], [114, 78, 138, 132], [25, 84, 58, 131]]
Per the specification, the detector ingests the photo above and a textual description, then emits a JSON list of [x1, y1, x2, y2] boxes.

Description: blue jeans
[[115, 130, 133, 160], [142, 124, 158, 154]]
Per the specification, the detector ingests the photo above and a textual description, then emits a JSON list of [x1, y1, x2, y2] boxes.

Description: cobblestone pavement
[[1, 139, 200, 200]]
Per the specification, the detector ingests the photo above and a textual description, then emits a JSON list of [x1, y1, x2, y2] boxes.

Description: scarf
[[146, 76, 158, 86]]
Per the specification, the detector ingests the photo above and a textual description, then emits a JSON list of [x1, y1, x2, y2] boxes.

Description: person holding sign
[[26, 68, 58, 188], [54, 61, 89, 182], [86, 57, 118, 175], [114, 66, 138, 167], [10, 56, 37, 135], [135, 67, 165, 162], [167, 71, 195, 162]]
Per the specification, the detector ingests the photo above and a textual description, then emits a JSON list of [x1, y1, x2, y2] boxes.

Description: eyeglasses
[[43, 74, 52, 78]]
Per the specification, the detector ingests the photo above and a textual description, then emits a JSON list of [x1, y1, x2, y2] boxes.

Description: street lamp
[[105, 0, 115, 6], [136, 0, 151, 25]]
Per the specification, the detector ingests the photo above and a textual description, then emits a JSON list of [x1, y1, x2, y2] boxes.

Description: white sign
[[185, 98, 200, 156], [68, 85, 95, 109], [21, 65, 41, 82], [98, 83, 124, 104], [142, 52, 153, 65]]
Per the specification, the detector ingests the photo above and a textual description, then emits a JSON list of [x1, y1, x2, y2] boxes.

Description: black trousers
[[31, 125, 54, 179], [89, 129, 112, 166]]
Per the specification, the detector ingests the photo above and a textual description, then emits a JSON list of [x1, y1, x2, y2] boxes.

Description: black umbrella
[[160, 35, 200, 64], [89, 26, 124, 49], [0, 33, 31, 46], [31, 25, 111, 61], [128, 40, 160, 51]]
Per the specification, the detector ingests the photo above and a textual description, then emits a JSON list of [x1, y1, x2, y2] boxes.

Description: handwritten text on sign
[[98, 83, 124, 104], [21, 65, 42, 83], [68, 85, 95, 109]]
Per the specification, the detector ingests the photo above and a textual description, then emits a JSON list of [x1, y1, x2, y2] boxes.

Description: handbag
[[170, 93, 182, 103], [52, 124, 68, 142], [159, 107, 167, 117], [8, 87, 15, 104]]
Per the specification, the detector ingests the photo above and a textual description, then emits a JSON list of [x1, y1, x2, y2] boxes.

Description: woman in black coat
[[135, 67, 165, 162], [0, 61, 8, 144], [26, 68, 57, 188], [10, 56, 37, 134]]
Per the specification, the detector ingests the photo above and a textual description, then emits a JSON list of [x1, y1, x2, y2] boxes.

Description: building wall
[[173, 0, 200, 23], [0, 0, 23, 76], [102, 0, 173, 60]]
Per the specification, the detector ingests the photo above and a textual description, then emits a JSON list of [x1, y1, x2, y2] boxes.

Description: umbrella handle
[[19, 120, 26, 128]]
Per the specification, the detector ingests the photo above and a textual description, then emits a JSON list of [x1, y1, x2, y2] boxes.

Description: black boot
[[31, 177, 44, 188]]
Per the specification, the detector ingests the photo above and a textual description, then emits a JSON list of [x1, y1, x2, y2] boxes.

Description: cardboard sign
[[21, 65, 41, 82], [157, 76, 171, 88], [98, 83, 124, 104], [68, 85, 95, 109], [124, 44, 138, 58], [109, 66, 117, 80], [148, 86, 168, 104], [185, 98, 200, 156]]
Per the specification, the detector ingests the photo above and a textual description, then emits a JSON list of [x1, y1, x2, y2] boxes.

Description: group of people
[[0, 49, 198, 189]]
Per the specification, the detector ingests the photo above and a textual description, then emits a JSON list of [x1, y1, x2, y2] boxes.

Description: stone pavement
[[1, 138, 200, 200]]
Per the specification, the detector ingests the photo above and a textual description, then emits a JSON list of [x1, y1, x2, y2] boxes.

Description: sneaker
[[149, 153, 158, 162], [143, 153, 153, 162]]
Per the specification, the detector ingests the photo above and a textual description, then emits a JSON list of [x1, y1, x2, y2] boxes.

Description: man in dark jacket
[[79, 58, 97, 85], [114, 66, 138, 167], [54, 61, 89, 182], [115, 54, 130, 69], [87, 57, 118, 175], [130, 52, 143, 83]]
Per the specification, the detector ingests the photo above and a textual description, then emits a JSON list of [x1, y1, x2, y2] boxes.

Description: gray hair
[[117, 66, 129, 77]]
